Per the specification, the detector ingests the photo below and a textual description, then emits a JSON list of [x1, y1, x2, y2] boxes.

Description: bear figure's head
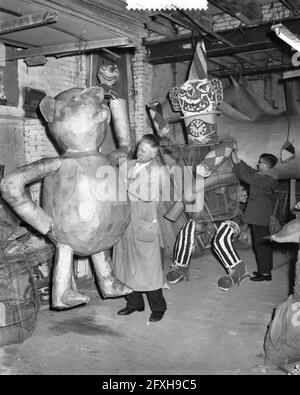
[[39, 86, 111, 153]]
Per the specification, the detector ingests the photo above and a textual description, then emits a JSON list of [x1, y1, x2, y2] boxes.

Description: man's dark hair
[[140, 134, 160, 148], [260, 153, 278, 169]]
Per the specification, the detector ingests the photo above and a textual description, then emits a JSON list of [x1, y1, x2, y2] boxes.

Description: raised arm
[[0, 157, 63, 234], [234, 160, 275, 189]]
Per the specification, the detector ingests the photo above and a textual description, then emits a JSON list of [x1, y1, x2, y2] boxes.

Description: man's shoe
[[250, 273, 272, 282], [117, 307, 144, 315], [149, 312, 164, 322]]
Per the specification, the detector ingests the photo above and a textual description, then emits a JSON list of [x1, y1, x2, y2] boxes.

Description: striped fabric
[[173, 219, 196, 268], [213, 221, 241, 272], [147, 102, 170, 137], [188, 41, 207, 80]]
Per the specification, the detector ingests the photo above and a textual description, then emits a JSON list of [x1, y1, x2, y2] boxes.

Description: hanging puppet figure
[[97, 64, 120, 99], [213, 220, 249, 291], [167, 219, 203, 285], [0, 86, 133, 310]]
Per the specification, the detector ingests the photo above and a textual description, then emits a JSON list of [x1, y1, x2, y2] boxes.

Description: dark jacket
[[234, 161, 278, 226]]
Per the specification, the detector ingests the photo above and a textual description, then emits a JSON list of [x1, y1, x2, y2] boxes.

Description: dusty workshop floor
[[0, 245, 297, 376]]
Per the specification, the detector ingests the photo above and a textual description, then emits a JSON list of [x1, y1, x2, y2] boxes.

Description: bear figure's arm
[[0, 157, 63, 234]]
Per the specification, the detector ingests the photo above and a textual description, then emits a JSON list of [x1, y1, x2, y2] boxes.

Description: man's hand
[[231, 151, 240, 164], [107, 147, 129, 166]]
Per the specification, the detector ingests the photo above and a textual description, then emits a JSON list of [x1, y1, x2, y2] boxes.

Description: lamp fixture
[[271, 23, 300, 52]]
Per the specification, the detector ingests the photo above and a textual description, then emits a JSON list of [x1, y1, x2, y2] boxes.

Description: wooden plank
[[178, 9, 236, 48], [283, 69, 300, 79], [145, 18, 300, 63], [281, 0, 300, 16], [158, 11, 198, 31], [209, 63, 296, 78], [290, 179, 296, 212], [0, 11, 58, 35], [6, 38, 131, 60], [145, 21, 178, 38], [29, 0, 146, 43]]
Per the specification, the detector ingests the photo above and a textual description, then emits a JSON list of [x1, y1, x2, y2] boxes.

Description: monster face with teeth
[[178, 79, 217, 115]]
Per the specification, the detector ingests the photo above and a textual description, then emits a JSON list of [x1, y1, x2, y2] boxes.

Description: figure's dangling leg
[[92, 250, 132, 297], [52, 243, 89, 309], [167, 219, 195, 285], [212, 221, 250, 291]]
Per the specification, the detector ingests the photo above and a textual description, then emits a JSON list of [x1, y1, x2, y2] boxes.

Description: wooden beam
[[0, 7, 97, 44], [209, 63, 297, 78], [178, 9, 236, 48], [169, 10, 213, 31], [0, 37, 35, 49], [145, 17, 300, 63], [100, 48, 121, 60], [0, 11, 58, 36], [152, 16, 179, 33], [145, 20, 178, 38], [28, 0, 146, 44], [283, 69, 300, 79], [208, 0, 262, 24], [6, 38, 131, 60], [0, 7, 19, 17], [290, 179, 296, 212], [280, 0, 300, 16], [158, 11, 197, 31], [207, 58, 232, 69], [174, 9, 260, 72], [177, 12, 260, 68]]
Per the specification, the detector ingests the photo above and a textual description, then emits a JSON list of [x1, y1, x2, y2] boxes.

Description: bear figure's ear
[[39, 96, 56, 122]]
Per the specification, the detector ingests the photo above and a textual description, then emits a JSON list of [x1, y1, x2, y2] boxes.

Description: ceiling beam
[[208, 0, 262, 24], [6, 37, 131, 60], [152, 16, 178, 33], [210, 63, 298, 78], [158, 11, 197, 32], [0, 37, 37, 49], [176, 9, 263, 69], [144, 20, 178, 38], [0, 7, 95, 45], [145, 17, 300, 63], [0, 7, 20, 17], [28, 0, 145, 44], [178, 9, 236, 48], [0, 11, 58, 36], [207, 58, 232, 69], [280, 0, 300, 16]]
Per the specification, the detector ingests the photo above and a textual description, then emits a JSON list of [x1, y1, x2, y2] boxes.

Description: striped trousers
[[213, 220, 242, 273]]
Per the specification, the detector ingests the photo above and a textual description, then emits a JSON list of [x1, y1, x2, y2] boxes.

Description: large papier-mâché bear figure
[[0, 86, 132, 309]]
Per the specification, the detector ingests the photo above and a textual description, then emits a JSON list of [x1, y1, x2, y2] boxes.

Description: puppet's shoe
[[167, 265, 190, 284], [167, 270, 185, 284], [53, 290, 90, 310], [218, 275, 234, 291], [100, 278, 133, 298]]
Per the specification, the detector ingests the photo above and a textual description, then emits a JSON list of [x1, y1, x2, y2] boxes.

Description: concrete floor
[[0, 245, 297, 376]]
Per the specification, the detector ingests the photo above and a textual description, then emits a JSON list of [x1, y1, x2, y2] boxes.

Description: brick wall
[[19, 55, 87, 202], [213, 1, 292, 31], [19, 56, 87, 163]]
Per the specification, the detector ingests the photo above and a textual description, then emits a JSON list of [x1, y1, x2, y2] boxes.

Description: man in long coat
[[113, 134, 169, 322]]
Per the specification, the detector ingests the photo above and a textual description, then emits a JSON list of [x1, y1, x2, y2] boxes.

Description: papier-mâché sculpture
[[0, 86, 132, 309]]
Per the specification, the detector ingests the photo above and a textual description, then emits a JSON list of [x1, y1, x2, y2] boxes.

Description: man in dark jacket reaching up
[[231, 151, 278, 282]]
